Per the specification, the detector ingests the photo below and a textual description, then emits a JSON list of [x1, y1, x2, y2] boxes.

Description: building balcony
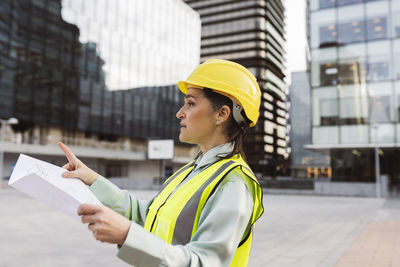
[[0, 126, 193, 164]]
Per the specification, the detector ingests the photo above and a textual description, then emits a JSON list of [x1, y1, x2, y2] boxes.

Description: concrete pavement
[[249, 194, 400, 267], [0, 184, 399, 266], [335, 221, 400, 266]]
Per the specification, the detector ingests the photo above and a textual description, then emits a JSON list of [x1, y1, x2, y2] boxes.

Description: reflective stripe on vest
[[144, 155, 264, 266]]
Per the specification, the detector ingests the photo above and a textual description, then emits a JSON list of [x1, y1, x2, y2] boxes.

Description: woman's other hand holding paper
[[78, 204, 131, 245]]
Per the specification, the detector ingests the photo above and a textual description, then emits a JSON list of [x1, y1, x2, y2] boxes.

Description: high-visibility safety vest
[[143, 154, 264, 266]]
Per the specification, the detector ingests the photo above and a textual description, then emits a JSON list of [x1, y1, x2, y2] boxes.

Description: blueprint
[[8, 154, 102, 221]]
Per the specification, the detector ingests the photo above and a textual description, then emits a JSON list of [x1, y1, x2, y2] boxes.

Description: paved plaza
[[0, 183, 399, 267]]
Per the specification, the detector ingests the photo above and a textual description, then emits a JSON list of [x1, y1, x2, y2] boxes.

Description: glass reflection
[[320, 98, 339, 125], [339, 96, 368, 125], [366, 54, 390, 82], [0, 0, 198, 140], [61, 0, 200, 90], [369, 96, 391, 123], [338, 61, 365, 84]]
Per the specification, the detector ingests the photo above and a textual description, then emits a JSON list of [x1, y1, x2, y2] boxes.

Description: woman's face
[[176, 87, 217, 145]]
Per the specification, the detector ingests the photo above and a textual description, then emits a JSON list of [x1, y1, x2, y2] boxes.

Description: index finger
[[58, 141, 78, 163], [78, 204, 103, 216]]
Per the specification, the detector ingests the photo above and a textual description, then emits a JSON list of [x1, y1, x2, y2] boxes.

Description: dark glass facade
[[184, 0, 289, 177], [0, 0, 81, 130], [0, 0, 185, 143]]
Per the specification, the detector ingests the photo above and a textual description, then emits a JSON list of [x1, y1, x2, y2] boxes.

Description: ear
[[216, 105, 231, 124]]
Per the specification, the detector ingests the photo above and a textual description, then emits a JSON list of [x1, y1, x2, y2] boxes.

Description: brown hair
[[201, 88, 249, 160]]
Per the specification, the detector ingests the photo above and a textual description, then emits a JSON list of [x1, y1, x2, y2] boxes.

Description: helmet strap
[[231, 99, 246, 128]]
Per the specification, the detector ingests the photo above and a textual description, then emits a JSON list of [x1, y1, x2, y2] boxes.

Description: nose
[[176, 105, 185, 119]]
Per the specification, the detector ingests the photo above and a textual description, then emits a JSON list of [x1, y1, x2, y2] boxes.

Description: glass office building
[[184, 0, 289, 177], [61, 0, 200, 89], [289, 71, 330, 179], [308, 0, 400, 189], [0, 0, 199, 140]]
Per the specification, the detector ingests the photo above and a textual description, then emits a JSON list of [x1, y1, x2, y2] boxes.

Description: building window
[[337, 0, 363, 6], [395, 53, 400, 80], [312, 88, 339, 127], [78, 105, 90, 130], [319, 60, 366, 86], [320, 63, 339, 86], [338, 60, 365, 85], [397, 94, 400, 122], [340, 125, 368, 143], [366, 54, 390, 82], [317, 0, 380, 10], [105, 162, 123, 178], [367, 17, 387, 41], [317, 16, 388, 46], [318, 0, 336, 9], [369, 95, 391, 123], [331, 149, 374, 182], [319, 24, 338, 47], [395, 12, 400, 38], [320, 98, 339, 125], [339, 97, 368, 125], [312, 126, 339, 144], [338, 19, 365, 44]]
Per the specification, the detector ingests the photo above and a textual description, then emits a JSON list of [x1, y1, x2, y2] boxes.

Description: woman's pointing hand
[[58, 141, 99, 185]]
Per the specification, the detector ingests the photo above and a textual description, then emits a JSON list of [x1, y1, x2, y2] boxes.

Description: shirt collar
[[194, 142, 234, 170]]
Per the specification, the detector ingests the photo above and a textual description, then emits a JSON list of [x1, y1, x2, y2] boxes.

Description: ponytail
[[201, 88, 250, 161]]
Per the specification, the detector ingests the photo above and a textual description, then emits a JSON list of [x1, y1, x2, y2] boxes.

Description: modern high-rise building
[[184, 0, 290, 177], [307, 0, 400, 191], [0, 0, 201, 181]]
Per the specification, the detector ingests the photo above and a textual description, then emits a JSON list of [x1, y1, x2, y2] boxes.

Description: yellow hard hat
[[178, 59, 261, 127]]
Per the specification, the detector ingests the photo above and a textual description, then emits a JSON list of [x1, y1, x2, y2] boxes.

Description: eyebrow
[[185, 94, 196, 99]]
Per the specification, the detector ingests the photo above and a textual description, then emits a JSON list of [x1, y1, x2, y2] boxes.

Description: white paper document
[[8, 154, 102, 221]]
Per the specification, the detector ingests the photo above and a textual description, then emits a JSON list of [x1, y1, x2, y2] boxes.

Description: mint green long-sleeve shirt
[[90, 143, 256, 267]]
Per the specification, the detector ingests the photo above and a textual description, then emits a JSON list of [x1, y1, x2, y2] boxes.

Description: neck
[[199, 135, 229, 154]]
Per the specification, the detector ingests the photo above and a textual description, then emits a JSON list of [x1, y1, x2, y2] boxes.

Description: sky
[[284, 0, 307, 84]]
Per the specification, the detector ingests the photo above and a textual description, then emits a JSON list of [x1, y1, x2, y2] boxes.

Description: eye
[[187, 101, 194, 107]]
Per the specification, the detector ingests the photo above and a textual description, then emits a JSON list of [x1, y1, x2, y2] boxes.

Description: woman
[[59, 59, 264, 266]]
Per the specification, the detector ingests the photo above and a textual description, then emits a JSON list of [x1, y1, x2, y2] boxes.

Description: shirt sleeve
[[117, 168, 255, 267], [89, 176, 153, 225]]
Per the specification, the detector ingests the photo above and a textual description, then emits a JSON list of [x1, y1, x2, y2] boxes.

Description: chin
[[179, 134, 195, 145], [179, 136, 189, 143], [178, 133, 187, 143]]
